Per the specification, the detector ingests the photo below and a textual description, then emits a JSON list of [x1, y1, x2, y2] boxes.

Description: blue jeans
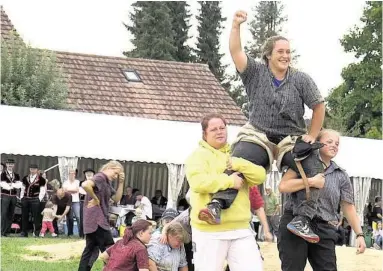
[[376, 235, 383, 248], [67, 202, 81, 236]]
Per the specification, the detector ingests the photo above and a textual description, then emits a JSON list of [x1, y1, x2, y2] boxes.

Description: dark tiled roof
[[1, 6, 246, 125]]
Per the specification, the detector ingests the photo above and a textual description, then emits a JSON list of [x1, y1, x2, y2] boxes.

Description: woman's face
[[203, 118, 227, 149], [168, 234, 182, 249], [138, 226, 152, 244], [105, 167, 121, 181], [319, 132, 340, 159]]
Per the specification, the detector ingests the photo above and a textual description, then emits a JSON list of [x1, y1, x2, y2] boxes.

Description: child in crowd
[[40, 201, 57, 237]]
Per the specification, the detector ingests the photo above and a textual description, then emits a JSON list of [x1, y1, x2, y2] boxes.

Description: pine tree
[[195, 1, 227, 85], [166, 1, 193, 62], [124, 2, 177, 61], [246, 2, 286, 59]]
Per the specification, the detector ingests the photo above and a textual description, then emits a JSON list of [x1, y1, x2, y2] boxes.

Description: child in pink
[[40, 201, 57, 237]]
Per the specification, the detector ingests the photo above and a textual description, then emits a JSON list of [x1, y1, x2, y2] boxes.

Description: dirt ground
[[25, 240, 383, 270]]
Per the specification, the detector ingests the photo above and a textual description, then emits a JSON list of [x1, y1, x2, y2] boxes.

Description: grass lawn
[[1, 236, 103, 271]]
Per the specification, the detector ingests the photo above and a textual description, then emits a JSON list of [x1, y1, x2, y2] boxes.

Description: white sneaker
[[373, 243, 381, 250], [52, 233, 57, 237], [39, 233, 44, 238]]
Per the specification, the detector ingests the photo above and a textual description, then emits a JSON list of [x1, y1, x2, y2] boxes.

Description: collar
[[199, 140, 231, 155], [324, 161, 345, 175], [267, 65, 290, 82]]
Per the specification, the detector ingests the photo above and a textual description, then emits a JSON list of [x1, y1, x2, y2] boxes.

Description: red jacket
[[249, 186, 264, 211]]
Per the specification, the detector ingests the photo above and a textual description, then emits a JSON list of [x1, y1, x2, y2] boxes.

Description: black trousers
[[1, 194, 17, 235], [21, 197, 42, 235], [213, 140, 323, 213], [277, 211, 337, 271], [185, 242, 194, 271], [78, 226, 115, 271]]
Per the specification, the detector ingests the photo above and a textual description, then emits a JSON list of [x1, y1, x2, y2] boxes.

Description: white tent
[[1, 105, 382, 179]]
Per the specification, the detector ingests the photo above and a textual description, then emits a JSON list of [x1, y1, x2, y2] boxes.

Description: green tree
[[167, 1, 193, 62], [195, 1, 227, 86], [1, 34, 68, 109], [326, 1, 382, 139], [124, 2, 177, 61], [229, 1, 292, 116]]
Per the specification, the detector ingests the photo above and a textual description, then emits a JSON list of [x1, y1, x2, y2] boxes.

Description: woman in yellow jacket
[[186, 113, 266, 271]]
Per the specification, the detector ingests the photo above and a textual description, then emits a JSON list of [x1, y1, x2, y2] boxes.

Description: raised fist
[[233, 10, 247, 26]]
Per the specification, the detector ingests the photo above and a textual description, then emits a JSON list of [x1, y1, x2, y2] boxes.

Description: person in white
[[62, 168, 81, 237], [135, 192, 153, 220]]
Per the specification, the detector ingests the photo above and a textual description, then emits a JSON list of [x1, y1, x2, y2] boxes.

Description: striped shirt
[[285, 161, 354, 222], [239, 56, 324, 137], [147, 232, 188, 271]]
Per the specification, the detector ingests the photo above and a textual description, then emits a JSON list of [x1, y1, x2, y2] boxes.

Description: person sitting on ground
[[39, 201, 57, 237], [148, 222, 188, 271], [155, 208, 179, 234], [100, 219, 152, 271], [151, 189, 168, 207], [373, 221, 383, 250]]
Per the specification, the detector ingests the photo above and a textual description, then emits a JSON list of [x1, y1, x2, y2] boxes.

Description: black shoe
[[19, 232, 28, 238], [198, 202, 222, 225], [287, 215, 320, 243]]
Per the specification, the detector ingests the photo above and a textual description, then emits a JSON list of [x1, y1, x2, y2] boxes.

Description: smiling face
[[203, 118, 228, 149], [267, 39, 291, 75], [319, 131, 340, 160]]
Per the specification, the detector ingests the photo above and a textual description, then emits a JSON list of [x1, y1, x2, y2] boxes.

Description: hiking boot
[[287, 215, 320, 243], [198, 202, 222, 225]]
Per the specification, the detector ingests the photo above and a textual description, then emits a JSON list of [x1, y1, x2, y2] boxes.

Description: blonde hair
[[317, 129, 341, 141], [167, 221, 189, 243], [100, 160, 124, 181], [100, 160, 123, 172]]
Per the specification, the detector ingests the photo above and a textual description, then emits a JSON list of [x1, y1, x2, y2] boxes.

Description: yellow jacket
[[185, 140, 266, 232]]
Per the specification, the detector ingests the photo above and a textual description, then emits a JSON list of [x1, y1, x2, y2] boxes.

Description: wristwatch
[[356, 233, 365, 238]]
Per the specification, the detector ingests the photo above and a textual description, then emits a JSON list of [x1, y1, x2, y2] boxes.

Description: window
[[122, 69, 142, 82]]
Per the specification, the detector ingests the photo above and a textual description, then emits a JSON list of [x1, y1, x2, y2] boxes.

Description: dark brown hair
[[123, 219, 152, 245], [200, 113, 227, 132]]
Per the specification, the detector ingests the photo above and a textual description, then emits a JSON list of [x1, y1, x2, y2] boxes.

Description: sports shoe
[[39, 233, 44, 238], [51, 233, 57, 237], [198, 202, 221, 225], [287, 215, 320, 243], [373, 243, 381, 250]]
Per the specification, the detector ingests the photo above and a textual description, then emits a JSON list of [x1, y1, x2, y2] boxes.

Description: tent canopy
[[1, 105, 382, 179]]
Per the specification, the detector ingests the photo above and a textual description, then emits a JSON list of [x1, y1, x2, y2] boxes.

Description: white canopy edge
[[1, 105, 382, 179]]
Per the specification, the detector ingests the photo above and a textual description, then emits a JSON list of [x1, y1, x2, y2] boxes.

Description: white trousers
[[192, 229, 263, 271]]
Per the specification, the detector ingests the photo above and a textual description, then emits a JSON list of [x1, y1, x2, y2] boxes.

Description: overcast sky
[[1, 0, 366, 100]]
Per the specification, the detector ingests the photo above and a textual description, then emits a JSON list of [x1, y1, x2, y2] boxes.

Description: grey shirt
[[147, 232, 188, 271], [285, 161, 354, 222], [239, 56, 324, 137]]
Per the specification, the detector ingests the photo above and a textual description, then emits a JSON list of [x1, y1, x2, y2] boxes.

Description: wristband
[[356, 233, 364, 238]]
